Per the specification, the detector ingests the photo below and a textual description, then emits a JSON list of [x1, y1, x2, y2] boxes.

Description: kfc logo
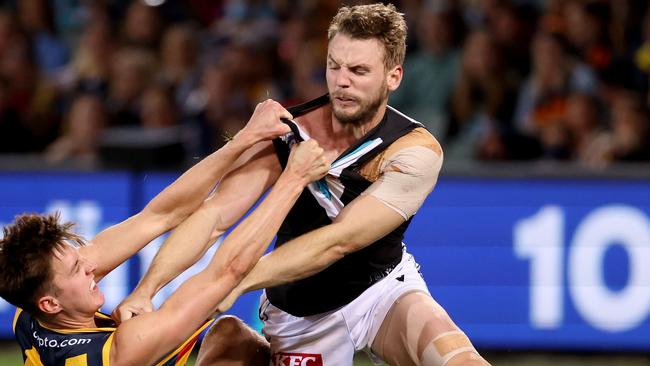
[[272, 352, 323, 366]]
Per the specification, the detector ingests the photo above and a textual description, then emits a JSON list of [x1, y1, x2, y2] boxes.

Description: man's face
[[48, 244, 104, 316], [326, 33, 396, 126]]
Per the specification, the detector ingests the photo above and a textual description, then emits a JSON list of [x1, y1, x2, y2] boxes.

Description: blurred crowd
[[0, 0, 649, 169]]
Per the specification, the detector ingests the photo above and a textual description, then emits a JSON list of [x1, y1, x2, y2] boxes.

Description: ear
[[37, 295, 62, 315], [386, 64, 403, 92]]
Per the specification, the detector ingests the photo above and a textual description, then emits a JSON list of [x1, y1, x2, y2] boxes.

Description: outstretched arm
[[80, 100, 291, 281], [108, 141, 328, 366], [112, 141, 281, 321]]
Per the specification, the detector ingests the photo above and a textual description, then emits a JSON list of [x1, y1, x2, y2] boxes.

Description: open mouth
[[90, 280, 97, 291]]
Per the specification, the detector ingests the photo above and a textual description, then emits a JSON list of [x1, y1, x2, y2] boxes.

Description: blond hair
[[327, 3, 407, 69]]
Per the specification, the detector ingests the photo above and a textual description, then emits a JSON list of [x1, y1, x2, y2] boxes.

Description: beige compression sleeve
[[362, 145, 443, 220]]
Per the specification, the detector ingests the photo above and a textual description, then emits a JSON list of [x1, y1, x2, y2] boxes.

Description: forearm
[[130, 143, 279, 298], [207, 170, 308, 277], [130, 200, 226, 296], [143, 134, 256, 227], [112, 272, 236, 366], [235, 224, 346, 293], [235, 196, 405, 293]]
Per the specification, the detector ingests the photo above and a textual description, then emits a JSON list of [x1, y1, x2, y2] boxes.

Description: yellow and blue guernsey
[[13, 308, 213, 366]]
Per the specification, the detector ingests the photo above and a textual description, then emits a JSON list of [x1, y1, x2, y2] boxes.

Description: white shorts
[[260, 250, 430, 366]]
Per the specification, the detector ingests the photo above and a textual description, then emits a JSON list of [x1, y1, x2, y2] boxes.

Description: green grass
[[2, 342, 649, 366]]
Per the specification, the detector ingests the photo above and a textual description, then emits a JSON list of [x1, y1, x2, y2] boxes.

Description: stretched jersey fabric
[[13, 308, 212, 366], [268, 94, 424, 316]]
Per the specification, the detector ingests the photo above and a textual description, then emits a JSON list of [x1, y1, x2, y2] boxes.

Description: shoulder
[[359, 128, 443, 182], [385, 127, 443, 158]]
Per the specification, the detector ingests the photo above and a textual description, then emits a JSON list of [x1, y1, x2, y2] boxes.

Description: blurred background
[[0, 0, 649, 365]]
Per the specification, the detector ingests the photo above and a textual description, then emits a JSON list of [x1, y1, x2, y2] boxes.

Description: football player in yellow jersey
[[0, 100, 329, 366]]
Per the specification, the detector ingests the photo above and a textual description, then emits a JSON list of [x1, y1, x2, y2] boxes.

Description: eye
[[350, 67, 368, 75]]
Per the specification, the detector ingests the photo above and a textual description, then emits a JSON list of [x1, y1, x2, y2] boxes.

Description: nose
[[335, 68, 351, 89]]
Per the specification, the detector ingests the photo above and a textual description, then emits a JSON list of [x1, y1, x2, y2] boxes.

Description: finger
[[117, 308, 134, 323], [304, 140, 318, 149], [277, 122, 292, 134], [271, 101, 292, 120]]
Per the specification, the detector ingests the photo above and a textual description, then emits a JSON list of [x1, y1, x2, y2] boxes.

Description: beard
[[330, 82, 388, 126]]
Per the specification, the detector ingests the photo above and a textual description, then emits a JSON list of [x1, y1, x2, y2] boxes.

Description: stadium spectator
[[44, 94, 106, 165], [121, 0, 164, 50], [489, 0, 538, 80], [158, 23, 201, 114], [16, 0, 69, 75], [106, 47, 157, 127], [0, 32, 61, 152], [389, 1, 463, 138], [58, 21, 115, 97], [562, 92, 606, 164], [447, 30, 520, 160], [0, 0, 648, 164], [513, 31, 598, 159], [587, 90, 650, 165]]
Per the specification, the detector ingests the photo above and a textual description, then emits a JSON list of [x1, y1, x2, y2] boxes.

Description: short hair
[[0, 213, 85, 316], [327, 3, 407, 70]]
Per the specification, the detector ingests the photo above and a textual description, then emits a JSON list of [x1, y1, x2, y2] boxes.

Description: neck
[[41, 311, 97, 330]]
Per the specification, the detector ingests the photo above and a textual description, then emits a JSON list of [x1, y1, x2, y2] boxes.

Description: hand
[[216, 287, 241, 314], [111, 292, 154, 324], [238, 99, 292, 144], [285, 140, 330, 185]]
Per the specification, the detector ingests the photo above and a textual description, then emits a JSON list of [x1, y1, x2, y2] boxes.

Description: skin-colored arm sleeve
[[363, 145, 442, 220]]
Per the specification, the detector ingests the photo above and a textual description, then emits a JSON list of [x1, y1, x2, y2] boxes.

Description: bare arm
[[108, 141, 328, 366], [112, 142, 282, 321], [226, 194, 404, 296], [80, 100, 291, 281]]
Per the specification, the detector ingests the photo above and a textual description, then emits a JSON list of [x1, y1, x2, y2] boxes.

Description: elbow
[[141, 205, 186, 233], [326, 244, 348, 263], [335, 229, 366, 256], [322, 238, 351, 266]]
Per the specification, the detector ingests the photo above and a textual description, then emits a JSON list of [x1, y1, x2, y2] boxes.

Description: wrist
[[132, 282, 157, 299], [277, 169, 310, 189], [231, 128, 258, 149]]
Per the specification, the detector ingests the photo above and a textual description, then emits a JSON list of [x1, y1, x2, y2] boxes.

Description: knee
[[209, 316, 248, 339], [196, 316, 269, 366]]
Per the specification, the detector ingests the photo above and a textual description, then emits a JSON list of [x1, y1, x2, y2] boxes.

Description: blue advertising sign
[[1, 173, 649, 351], [408, 178, 650, 350]]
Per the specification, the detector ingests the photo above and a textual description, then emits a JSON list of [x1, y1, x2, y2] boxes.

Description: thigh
[[196, 316, 270, 366], [371, 291, 489, 366], [262, 298, 355, 366]]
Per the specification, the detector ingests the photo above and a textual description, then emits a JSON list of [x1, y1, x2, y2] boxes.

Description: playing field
[[1, 342, 648, 366]]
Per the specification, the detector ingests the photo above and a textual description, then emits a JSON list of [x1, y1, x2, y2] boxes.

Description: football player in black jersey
[[115, 4, 491, 366]]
